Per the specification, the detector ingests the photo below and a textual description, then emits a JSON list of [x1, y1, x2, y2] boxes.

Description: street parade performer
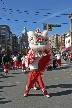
[[21, 55, 26, 72], [23, 28, 52, 97], [3, 52, 10, 75]]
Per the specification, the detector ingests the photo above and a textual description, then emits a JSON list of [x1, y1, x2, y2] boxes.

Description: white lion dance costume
[[24, 28, 52, 97]]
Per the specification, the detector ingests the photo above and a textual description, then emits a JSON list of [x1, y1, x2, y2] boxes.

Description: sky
[[0, 0, 72, 36]]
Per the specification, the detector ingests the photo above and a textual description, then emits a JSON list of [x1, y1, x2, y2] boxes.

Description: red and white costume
[[24, 29, 52, 97], [13, 55, 18, 69], [3, 54, 9, 74], [21, 55, 26, 72], [55, 53, 61, 67], [3, 62, 9, 74]]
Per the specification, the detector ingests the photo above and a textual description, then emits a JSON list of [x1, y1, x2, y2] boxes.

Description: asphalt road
[[0, 59, 72, 108]]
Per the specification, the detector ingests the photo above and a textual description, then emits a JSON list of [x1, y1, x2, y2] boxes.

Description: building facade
[[0, 25, 12, 53], [49, 34, 59, 49], [58, 34, 66, 50], [21, 27, 29, 54], [17, 36, 21, 53], [65, 32, 71, 48], [12, 34, 18, 54], [49, 33, 66, 52], [9, 31, 13, 52]]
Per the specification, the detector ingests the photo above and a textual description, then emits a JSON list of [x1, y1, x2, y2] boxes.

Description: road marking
[[54, 78, 59, 79], [62, 69, 66, 71], [67, 76, 71, 78], [62, 69, 64, 70], [15, 82, 20, 84], [67, 72, 69, 73], [49, 78, 59, 80], [62, 69, 65, 71], [8, 82, 20, 84], [62, 64, 68, 65], [8, 83, 12, 84], [18, 99, 24, 102], [8, 82, 15, 84], [61, 88, 70, 91], [49, 79, 52, 80]]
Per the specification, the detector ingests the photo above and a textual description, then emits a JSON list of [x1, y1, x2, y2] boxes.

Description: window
[[2, 35, 5, 39], [0, 36, 2, 42], [2, 43, 5, 46], [2, 46, 5, 49], [1, 29, 6, 35], [2, 44, 6, 49], [10, 33, 12, 44], [2, 40, 5, 43], [2, 36, 5, 42], [6, 30, 9, 38]]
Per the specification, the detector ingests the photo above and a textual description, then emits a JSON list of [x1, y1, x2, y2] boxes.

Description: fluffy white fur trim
[[42, 30, 48, 39]]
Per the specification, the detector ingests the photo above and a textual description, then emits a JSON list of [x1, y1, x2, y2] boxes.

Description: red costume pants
[[17, 62, 22, 68], [3, 64, 9, 73], [56, 59, 61, 67], [22, 63, 25, 71], [13, 61, 18, 68], [24, 71, 48, 95]]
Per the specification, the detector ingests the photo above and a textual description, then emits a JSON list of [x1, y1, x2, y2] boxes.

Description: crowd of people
[[62, 51, 72, 62], [0, 52, 27, 75], [0, 50, 71, 76], [1, 28, 72, 98], [0, 51, 64, 75]]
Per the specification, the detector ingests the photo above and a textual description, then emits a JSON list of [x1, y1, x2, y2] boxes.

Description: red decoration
[[38, 49, 52, 73]]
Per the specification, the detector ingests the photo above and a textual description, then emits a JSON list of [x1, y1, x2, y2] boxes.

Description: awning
[[62, 48, 67, 52], [66, 46, 71, 50], [62, 46, 71, 52]]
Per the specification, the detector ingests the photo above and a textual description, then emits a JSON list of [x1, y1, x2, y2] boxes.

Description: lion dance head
[[25, 28, 52, 72]]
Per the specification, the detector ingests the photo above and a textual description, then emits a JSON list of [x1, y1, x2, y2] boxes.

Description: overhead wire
[[0, 0, 71, 30], [0, 0, 22, 35], [37, 8, 72, 23], [36, 0, 72, 23], [0, 8, 21, 35]]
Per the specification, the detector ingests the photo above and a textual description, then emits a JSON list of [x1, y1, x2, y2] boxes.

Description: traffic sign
[[52, 24, 61, 27]]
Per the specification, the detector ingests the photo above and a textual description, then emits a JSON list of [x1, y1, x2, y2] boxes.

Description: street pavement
[[0, 59, 72, 108]]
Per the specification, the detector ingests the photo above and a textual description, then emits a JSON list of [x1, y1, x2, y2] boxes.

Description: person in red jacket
[[68, 52, 72, 62]]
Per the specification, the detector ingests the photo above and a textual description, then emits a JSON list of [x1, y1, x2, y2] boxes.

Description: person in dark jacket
[[53, 53, 57, 69]]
